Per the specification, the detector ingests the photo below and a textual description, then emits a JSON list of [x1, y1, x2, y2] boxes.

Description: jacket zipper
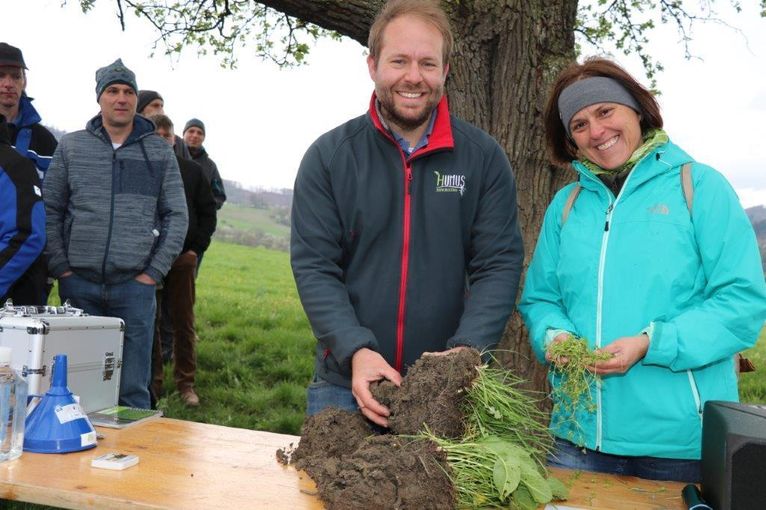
[[395, 163, 414, 372], [590, 154, 657, 450], [687, 370, 703, 421], [594, 200, 613, 450], [101, 150, 118, 282]]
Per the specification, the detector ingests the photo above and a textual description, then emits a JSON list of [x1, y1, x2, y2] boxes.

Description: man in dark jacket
[[150, 114, 216, 407], [44, 59, 188, 409], [183, 118, 226, 210], [290, 0, 524, 427], [138, 89, 193, 364], [0, 42, 58, 305], [0, 114, 45, 305]]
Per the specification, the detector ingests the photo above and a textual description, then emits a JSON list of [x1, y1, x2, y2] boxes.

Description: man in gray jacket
[[44, 59, 188, 409]]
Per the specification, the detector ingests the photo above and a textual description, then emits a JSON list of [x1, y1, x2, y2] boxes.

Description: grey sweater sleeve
[[144, 151, 188, 282], [43, 141, 72, 278]]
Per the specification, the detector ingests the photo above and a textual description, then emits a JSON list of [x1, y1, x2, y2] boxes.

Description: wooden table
[[0, 418, 321, 509], [546, 467, 686, 509], [0, 418, 688, 509]]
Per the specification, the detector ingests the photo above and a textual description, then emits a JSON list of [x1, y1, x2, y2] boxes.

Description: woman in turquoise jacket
[[519, 57, 766, 483]]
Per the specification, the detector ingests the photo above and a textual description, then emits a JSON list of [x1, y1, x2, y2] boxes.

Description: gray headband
[[558, 76, 641, 136]]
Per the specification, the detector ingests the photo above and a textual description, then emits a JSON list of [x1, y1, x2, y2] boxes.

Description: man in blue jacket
[[44, 59, 188, 409], [0, 114, 45, 305], [0, 42, 58, 305], [290, 0, 524, 427]]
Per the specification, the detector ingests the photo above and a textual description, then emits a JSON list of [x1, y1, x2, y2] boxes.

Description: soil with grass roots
[[283, 350, 483, 509]]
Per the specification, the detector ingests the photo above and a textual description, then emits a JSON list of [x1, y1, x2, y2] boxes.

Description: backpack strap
[[561, 183, 581, 225], [562, 163, 693, 225], [680, 162, 693, 213]]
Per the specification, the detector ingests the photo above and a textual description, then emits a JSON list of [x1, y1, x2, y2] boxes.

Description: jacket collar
[[86, 113, 156, 146], [368, 92, 454, 156], [14, 94, 42, 128], [573, 140, 694, 193]]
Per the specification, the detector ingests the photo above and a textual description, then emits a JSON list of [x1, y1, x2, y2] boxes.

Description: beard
[[376, 86, 442, 132]]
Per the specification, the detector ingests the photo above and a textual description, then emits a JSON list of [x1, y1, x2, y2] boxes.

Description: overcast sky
[[5, 1, 766, 206]]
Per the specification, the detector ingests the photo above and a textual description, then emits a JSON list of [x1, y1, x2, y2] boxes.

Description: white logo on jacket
[[434, 171, 466, 196]]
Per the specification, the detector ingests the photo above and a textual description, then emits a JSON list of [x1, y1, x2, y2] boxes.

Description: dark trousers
[[151, 251, 198, 400], [2, 254, 48, 306], [548, 438, 701, 483]]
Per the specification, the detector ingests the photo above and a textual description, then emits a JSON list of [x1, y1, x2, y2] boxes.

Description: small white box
[[91, 452, 139, 470], [0, 303, 124, 413]]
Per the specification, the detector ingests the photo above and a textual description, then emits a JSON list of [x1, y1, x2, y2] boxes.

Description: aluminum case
[[0, 302, 124, 413]]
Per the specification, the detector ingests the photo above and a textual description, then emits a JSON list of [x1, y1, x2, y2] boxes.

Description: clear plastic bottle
[[0, 346, 27, 461]]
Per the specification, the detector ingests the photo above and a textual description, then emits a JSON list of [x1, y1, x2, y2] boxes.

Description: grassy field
[[154, 240, 314, 433], [216, 203, 290, 239], [5, 241, 766, 509], [738, 328, 766, 403]]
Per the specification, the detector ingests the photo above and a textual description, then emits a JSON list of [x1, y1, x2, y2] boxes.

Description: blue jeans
[[548, 438, 701, 483], [59, 273, 156, 409], [306, 373, 358, 416]]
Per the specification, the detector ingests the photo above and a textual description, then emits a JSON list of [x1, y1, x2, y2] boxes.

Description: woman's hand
[[589, 334, 649, 375], [545, 332, 573, 365]]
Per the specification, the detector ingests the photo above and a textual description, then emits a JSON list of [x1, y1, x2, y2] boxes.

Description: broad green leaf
[[480, 437, 529, 460], [520, 463, 553, 503], [510, 486, 537, 510], [547, 476, 569, 500], [492, 457, 521, 500]]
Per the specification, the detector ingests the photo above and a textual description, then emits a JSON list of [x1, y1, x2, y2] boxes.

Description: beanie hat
[[95, 58, 138, 100], [0, 43, 27, 69], [137, 90, 163, 113], [183, 118, 205, 135]]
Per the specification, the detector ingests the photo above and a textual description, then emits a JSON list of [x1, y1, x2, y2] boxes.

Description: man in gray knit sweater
[[44, 59, 188, 409]]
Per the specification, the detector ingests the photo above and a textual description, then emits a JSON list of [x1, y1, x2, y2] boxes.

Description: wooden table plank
[[0, 418, 689, 509], [547, 467, 686, 509], [0, 418, 321, 510]]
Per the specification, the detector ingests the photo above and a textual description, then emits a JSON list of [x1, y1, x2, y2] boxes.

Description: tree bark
[[260, 0, 580, 392]]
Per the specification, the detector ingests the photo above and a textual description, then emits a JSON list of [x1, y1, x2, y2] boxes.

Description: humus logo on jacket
[[434, 171, 466, 195]]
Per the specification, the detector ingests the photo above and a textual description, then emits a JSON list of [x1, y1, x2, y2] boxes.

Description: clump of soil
[[372, 348, 481, 437], [287, 408, 454, 509], [288, 409, 372, 474], [282, 351, 484, 510], [308, 434, 454, 510]]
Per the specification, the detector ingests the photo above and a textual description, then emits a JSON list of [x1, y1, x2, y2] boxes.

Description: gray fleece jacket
[[44, 114, 188, 284]]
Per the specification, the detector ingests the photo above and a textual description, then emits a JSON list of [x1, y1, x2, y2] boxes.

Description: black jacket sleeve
[[290, 143, 378, 374]]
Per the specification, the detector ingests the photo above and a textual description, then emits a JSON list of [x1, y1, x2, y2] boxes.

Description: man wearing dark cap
[[183, 118, 226, 209], [0, 43, 57, 179], [44, 58, 188, 409], [137, 89, 192, 160], [0, 42, 58, 305]]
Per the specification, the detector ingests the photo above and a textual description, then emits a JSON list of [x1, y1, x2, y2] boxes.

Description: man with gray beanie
[[183, 118, 226, 209], [44, 58, 188, 409]]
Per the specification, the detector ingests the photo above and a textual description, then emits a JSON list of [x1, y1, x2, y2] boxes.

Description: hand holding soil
[[350, 347, 403, 427]]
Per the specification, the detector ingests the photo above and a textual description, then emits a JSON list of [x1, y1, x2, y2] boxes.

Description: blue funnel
[[24, 354, 97, 453]]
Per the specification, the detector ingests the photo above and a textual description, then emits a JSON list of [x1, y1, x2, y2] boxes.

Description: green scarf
[[580, 128, 669, 176]]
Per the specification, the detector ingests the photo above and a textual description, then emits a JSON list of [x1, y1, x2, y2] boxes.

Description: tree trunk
[[445, 1, 578, 393], [260, 0, 580, 392]]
